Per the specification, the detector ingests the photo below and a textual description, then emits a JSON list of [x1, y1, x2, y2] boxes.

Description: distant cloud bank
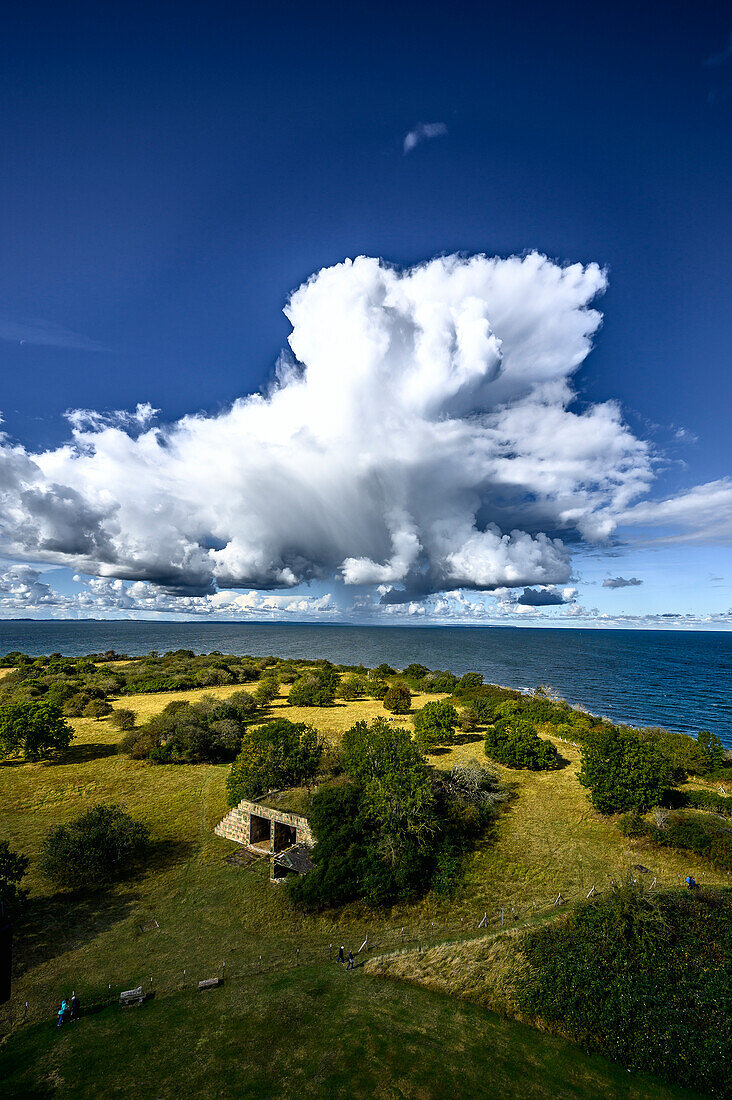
[[403, 121, 447, 154], [603, 576, 643, 589]]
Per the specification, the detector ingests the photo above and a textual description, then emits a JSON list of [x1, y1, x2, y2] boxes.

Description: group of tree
[[0, 701, 73, 761], [226, 718, 323, 803], [124, 691, 261, 764], [288, 665, 339, 707], [289, 718, 502, 910]]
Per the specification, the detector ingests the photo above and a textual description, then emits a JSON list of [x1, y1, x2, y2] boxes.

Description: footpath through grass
[[0, 964, 703, 1100]]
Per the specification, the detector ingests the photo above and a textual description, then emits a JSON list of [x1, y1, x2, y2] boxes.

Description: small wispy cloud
[[403, 121, 448, 155], [705, 30, 732, 67], [0, 316, 107, 352], [603, 576, 643, 589]]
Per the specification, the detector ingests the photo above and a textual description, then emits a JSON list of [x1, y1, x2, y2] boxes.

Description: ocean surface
[[0, 621, 730, 744]]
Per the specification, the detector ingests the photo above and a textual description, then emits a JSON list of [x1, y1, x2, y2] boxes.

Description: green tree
[[253, 675, 279, 706], [0, 840, 29, 919], [697, 728, 724, 770], [383, 681, 411, 714], [0, 701, 72, 760], [338, 674, 368, 701], [288, 666, 338, 706], [341, 718, 435, 859], [413, 700, 459, 751], [226, 719, 322, 805], [578, 725, 676, 814], [484, 718, 559, 771], [40, 804, 150, 889]]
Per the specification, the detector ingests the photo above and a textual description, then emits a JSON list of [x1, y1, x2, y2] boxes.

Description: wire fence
[[3, 864, 716, 1036]]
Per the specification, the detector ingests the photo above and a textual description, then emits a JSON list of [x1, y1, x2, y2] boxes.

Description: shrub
[[82, 699, 113, 720], [0, 701, 73, 760], [0, 840, 29, 919], [383, 681, 411, 714], [666, 787, 732, 816], [126, 694, 258, 763], [109, 708, 136, 732], [226, 719, 322, 804], [458, 706, 479, 732], [517, 883, 732, 1098], [413, 700, 459, 751], [484, 719, 558, 770], [367, 678, 389, 700], [40, 804, 150, 889], [422, 671, 459, 694], [578, 725, 675, 814]]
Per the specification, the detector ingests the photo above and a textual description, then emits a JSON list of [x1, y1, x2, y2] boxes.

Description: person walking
[[346, 950, 355, 971], [337, 945, 344, 964], [57, 1000, 68, 1027], [70, 993, 80, 1021]]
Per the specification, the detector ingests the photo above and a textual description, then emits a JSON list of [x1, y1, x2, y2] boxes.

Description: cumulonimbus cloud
[[0, 251, 668, 602]]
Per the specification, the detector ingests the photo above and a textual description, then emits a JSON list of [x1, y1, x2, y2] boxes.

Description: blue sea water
[[0, 621, 730, 745]]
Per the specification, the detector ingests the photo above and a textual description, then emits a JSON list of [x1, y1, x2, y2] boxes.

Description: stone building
[[215, 790, 314, 882]]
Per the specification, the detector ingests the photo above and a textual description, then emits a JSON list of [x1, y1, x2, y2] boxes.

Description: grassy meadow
[[0, 672, 727, 1097]]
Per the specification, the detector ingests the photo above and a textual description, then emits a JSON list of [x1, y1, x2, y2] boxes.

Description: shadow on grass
[[14, 890, 140, 978], [56, 742, 119, 765], [454, 733, 484, 746]]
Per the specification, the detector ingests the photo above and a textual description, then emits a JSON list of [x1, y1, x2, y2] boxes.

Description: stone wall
[[214, 796, 314, 850]]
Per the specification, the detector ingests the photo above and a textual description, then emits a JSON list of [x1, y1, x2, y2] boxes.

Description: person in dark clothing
[[70, 993, 80, 1021], [686, 875, 697, 890], [346, 950, 355, 971], [337, 946, 344, 964]]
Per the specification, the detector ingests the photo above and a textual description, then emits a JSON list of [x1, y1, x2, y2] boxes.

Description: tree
[[226, 719, 322, 805], [338, 674, 368, 701], [484, 718, 559, 771], [456, 672, 484, 693], [413, 700, 459, 751], [253, 675, 279, 706], [341, 718, 435, 859], [0, 840, 28, 919], [383, 681, 411, 714], [697, 729, 724, 770], [40, 804, 150, 889], [403, 663, 429, 683], [458, 706, 480, 733], [0, 702, 73, 760], [288, 666, 338, 706], [578, 725, 676, 814]]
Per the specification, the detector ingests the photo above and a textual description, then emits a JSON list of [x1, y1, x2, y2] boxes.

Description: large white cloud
[[0, 252, 656, 602]]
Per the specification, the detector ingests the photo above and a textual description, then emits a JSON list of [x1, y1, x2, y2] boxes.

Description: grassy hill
[[0, 675, 727, 1097]]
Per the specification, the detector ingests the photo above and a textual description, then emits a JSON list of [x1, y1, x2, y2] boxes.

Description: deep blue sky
[[0, 1, 730, 625], [2, 1, 730, 481]]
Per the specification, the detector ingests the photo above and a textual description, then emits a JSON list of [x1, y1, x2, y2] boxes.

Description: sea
[[1, 621, 730, 745]]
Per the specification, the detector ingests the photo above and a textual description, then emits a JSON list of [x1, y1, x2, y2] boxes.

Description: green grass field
[[0, 964, 702, 1100], [0, 679, 726, 1097]]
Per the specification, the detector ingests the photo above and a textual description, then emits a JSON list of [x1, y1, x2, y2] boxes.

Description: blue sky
[[0, 1, 730, 626]]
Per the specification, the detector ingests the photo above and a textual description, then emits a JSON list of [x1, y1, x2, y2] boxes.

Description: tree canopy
[[226, 718, 322, 805], [0, 702, 72, 761], [578, 725, 676, 814]]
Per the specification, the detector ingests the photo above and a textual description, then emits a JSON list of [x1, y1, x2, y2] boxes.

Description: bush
[[413, 700, 459, 751], [484, 719, 558, 770], [338, 674, 368, 701], [422, 671, 459, 694], [109, 708, 136, 732], [578, 725, 675, 814], [367, 678, 389, 700], [226, 719, 322, 805], [666, 787, 732, 816], [517, 883, 732, 1098], [40, 804, 150, 889], [0, 840, 29, 919], [0, 701, 73, 760], [82, 699, 113, 720], [383, 681, 411, 714]]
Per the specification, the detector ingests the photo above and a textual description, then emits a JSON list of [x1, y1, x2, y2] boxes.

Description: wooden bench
[[197, 978, 222, 990], [119, 986, 149, 1007]]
